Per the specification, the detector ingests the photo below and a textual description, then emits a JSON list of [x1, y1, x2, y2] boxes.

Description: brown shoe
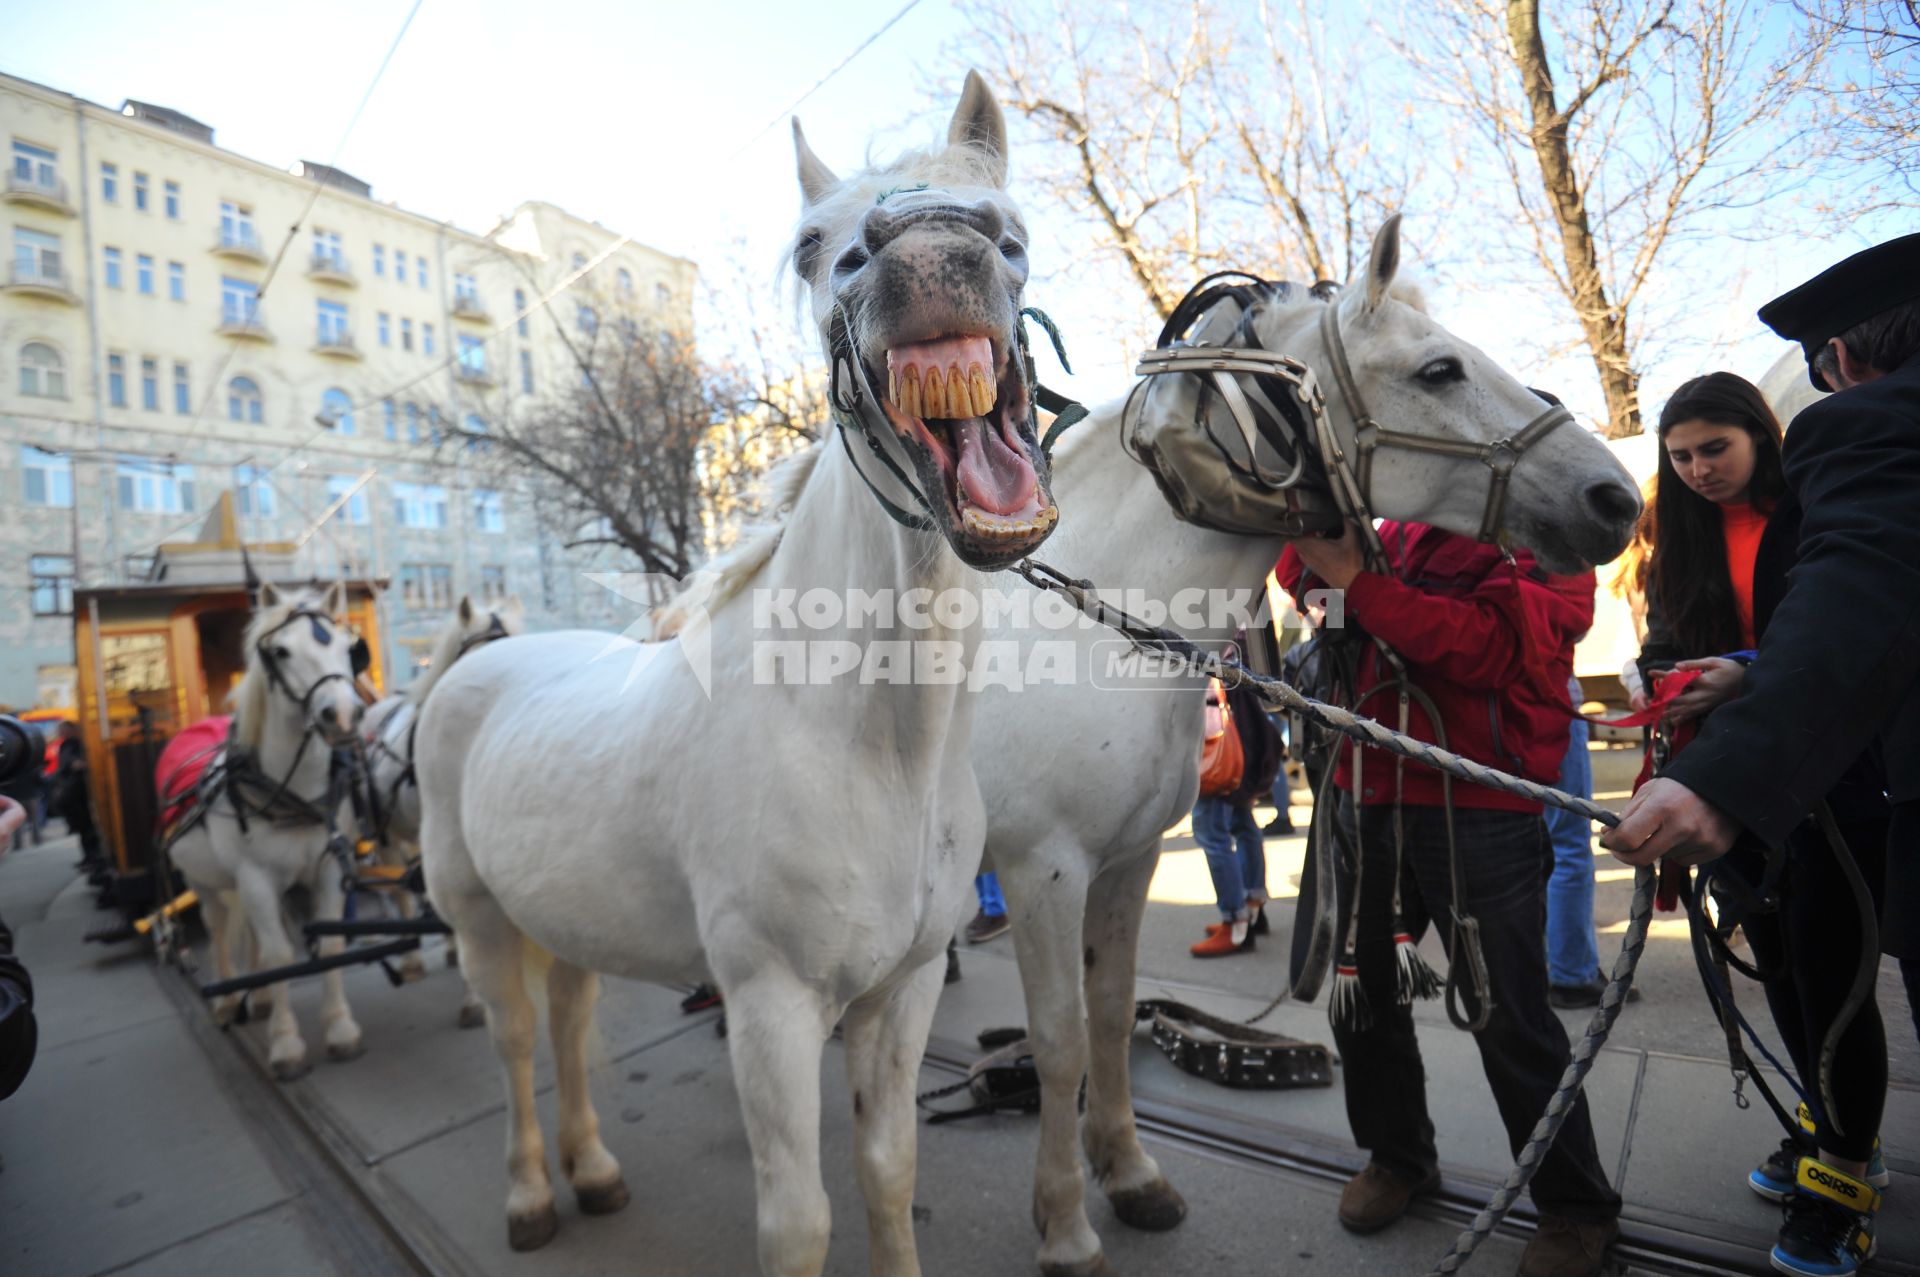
[[1337, 1162, 1440, 1233], [1518, 1216, 1620, 1277]]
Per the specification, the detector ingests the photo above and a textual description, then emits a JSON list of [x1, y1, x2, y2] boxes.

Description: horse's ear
[[457, 595, 474, 625], [1353, 214, 1403, 318], [948, 69, 1009, 186], [256, 581, 281, 611], [322, 581, 348, 621], [792, 119, 839, 207], [504, 594, 525, 619]]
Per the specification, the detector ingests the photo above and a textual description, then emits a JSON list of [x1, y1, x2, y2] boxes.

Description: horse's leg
[[235, 867, 307, 1079], [1082, 840, 1185, 1231], [456, 897, 558, 1251], [1002, 852, 1108, 1277], [388, 841, 428, 983], [200, 887, 243, 1027], [309, 863, 364, 1061], [725, 973, 832, 1277], [546, 959, 627, 1215], [841, 953, 944, 1277]]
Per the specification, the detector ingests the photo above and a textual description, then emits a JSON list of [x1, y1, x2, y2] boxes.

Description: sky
[[6, 0, 1904, 428]]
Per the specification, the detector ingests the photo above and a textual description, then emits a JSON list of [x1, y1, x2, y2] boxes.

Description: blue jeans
[[1543, 677, 1600, 987], [974, 871, 1006, 919], [1192, 797, 1266, 919]]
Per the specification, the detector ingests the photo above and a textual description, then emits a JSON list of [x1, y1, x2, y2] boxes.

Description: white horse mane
[[654, 442, 824, 638], [228, 589, 324, 750]]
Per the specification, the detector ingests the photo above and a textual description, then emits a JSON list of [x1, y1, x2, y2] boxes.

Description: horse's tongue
[[956, 419, 1036, 516]]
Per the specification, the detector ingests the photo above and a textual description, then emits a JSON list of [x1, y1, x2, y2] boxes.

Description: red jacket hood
[[1278, 523, 1594, 811]]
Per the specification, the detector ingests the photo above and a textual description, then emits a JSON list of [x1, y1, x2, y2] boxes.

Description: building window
[[325, 473, 369, 525], [400, 318, 413, 352], [141, 356, 159, 410], [454, 272, 477, 303], [416, 255, 427, 289], [392, 483, 447, 530], [317, 298, 349, 346], [462, 412, 489, 449], [12, 141, 57, 187], [227, 375, 263, 424], [519, 349, 532, 394], [514, 288, 528, 336], [233, 464, 275, 517], [422, 322, 435, 356], [656, 282, 673, 309], [100, 160, 117, 202], [104, 246, 122, 289], [397, 563, 453, 610], [164, 179, 180, 219], [221, 276, 258, 326], [478, 564, 506, 603], [383, 398, 396, 441], [21, 446, 73, 508], [13, 227, 61, 283], [394, 248, 407, 280], [321, 387, 354, 435], [105, 352, 127, 406], [219, 200, 256, 251], [372, 244, 385, 277], [571, 252, 587, 271], [30, 554, 74, 617], [377, 312, 390, 346], [116, 457, 195, 513], [133, 171, 149, 211], [312, 228, 344, 270], [20, 343, 66, 398], [616, 267, 633, 297], [473, 489, 504, 533], [173, 362, 190, 414], [167, 260, 185, 301], [137, 253, 155, 295], [576, 303, 597, 335], [457, 334, 488, 376], [404, 401, 421, 443]]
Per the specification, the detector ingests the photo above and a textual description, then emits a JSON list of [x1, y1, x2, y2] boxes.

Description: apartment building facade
[[1, 71, 696, 709]]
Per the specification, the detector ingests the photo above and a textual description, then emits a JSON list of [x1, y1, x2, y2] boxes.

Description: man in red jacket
[[1282, 520, 1621, 1277]]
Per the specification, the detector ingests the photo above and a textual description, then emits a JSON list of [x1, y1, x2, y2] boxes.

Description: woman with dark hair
[[1632, 370, 1891, 1277]]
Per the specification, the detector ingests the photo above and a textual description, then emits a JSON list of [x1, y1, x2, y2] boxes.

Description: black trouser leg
[[1333, 795, 1621, 1222]]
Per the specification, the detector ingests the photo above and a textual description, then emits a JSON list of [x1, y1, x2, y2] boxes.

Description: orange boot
[[1191, 918, 1254, 958]]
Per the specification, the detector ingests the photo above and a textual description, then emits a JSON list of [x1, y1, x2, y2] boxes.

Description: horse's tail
[[654, 442, 823, 639]]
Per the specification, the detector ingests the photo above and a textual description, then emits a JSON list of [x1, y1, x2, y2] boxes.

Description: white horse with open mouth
[[361, 595, 523, 997], [975, 222, 1643, 1275], [417, 74, 1061, 1275], [168, 583, 368, 1079]]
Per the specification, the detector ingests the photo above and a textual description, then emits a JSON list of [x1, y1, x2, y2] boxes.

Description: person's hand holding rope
[[1601, 777, 1740, 867], [1662, 656, 1745, 726]]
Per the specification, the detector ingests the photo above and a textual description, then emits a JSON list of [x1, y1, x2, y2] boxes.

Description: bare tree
[[1796, 0, 1920, 196], [445, 290, 820, 580], [952, 0, 1426, 327], [1395, 0, 1862, 437]]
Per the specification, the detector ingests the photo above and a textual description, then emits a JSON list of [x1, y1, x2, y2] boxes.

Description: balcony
[[452, 293, 490, 323], [3, 170, 76, 217], [2, 261, 81, 305], [306, 253, 355, 287], [216, 311, 274, 342], [211, 228, 269, 264], [313, 329, 362, 360], [454, 362, 495, 387]]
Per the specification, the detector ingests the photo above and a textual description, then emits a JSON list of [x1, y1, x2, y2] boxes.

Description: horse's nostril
[[1585, 480, 1641, 526], [319, 706, 338, 726]]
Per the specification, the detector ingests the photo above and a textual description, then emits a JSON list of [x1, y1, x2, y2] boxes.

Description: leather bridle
[[255, 607, 357, 733]]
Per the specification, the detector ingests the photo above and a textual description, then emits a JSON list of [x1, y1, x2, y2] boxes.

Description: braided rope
[[1010, 559, 1655, 1273]]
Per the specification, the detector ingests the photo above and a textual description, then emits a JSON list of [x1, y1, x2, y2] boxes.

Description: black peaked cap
[[1758, 233, 1920, 390]]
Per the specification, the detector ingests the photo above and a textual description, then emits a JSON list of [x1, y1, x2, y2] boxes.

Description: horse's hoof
[[1040, 1256, 1117, 1277], [507, 1205, 559, 1252], [457, 1002, 487, 1030], [398, 959, 428, 984], [575, 1176, 630, 1216], [270, 1054, 311, 1082], [326, 1039, 365, 1063], [1109, 1179, 1187, 1232]]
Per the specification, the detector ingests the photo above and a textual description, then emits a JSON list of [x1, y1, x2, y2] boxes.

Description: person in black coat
[[1607, 233, 1920, 1277]]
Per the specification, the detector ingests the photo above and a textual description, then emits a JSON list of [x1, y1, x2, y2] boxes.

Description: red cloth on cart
[[155, 716, 230, 830]]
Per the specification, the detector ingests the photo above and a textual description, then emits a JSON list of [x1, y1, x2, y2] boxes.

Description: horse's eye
[[793, 229, 826, 279], [271, 645, 291, 659], [1417, 358, 1464, 386]]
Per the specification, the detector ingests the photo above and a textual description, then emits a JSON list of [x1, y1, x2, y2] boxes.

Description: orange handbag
[[1199, 680, 1245, 798]]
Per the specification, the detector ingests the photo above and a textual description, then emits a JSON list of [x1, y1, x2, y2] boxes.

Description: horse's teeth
[[969, 366, 995, 417], [888, 368, 899, 406], [947, 363, 966, 416], [923, 365, 946, 418], [899, 367, 920, 417]]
